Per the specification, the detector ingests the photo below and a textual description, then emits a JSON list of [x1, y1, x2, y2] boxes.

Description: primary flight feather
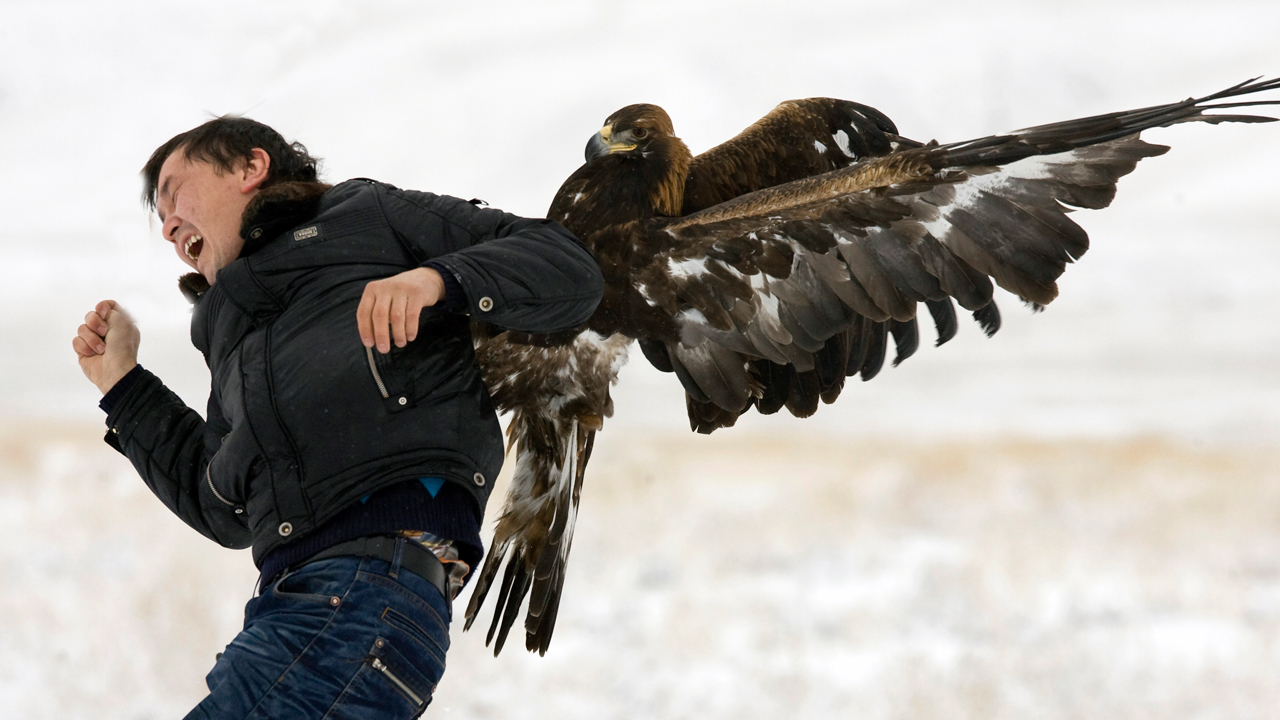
[[465, 77, 1280, 655]]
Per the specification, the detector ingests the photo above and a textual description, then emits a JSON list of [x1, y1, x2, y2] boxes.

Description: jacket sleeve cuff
[[424, 260, 469, 314], [102, 366, 166, 453], [99, 364, 146, 415]]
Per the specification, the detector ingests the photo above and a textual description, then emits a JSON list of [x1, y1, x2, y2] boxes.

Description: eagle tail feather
[[526, 425, 593, 655], [463, 409, 601, 656], [463, 531, 511, 634], [490, 554, 530, 656]]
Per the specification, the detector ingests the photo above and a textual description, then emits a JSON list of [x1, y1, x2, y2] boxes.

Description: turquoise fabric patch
[[357, 477, 444, 504]]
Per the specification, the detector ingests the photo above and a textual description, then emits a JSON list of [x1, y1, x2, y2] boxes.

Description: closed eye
[[157, 179, 182, 224]]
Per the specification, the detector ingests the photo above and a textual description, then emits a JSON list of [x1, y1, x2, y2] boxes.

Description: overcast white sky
[[2, 4, 1280, 718], [1, 0, 1277, 442]]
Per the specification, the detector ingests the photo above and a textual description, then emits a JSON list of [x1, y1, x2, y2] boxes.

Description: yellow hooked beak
[[585, 124, 638, 162]]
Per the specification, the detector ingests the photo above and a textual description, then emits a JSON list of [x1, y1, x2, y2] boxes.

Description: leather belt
[[299, 535, 449, 601]]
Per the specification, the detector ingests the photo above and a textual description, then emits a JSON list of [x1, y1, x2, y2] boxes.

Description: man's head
[[141, 117, 321, 284]]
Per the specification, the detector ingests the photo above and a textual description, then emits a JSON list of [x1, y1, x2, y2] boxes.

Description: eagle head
[[585, 104, 692, 217], [585, 104, 675, 160]]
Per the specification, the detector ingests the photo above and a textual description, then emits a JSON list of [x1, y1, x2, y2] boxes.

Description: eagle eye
[[632, 127, 649, 140]]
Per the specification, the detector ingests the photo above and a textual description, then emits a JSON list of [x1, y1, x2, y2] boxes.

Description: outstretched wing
[[642, 97, 922, 427], [629, 78, 1280, 429], [681, 97, 917, 214]]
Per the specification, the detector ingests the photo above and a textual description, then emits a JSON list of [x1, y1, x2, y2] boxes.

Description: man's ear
[[239, 148, 271, 194]]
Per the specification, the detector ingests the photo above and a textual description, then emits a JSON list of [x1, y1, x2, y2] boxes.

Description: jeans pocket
[[271, 559, 358, 604], [323, 637, 438, 719], [380, 606, 447, 667]]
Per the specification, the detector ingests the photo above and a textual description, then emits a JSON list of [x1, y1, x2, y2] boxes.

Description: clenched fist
[[356, 266, 447, 354], [73, 300, 140, 395]]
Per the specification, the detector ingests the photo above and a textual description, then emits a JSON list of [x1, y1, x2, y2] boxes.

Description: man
[[72, 117, 605, 718]]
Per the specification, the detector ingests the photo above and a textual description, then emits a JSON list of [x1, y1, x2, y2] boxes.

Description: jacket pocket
[[206, 451, 237, 507], [203, 429, 262, 512], [366, 345, 416, 413], [363, 313, 465, 414]]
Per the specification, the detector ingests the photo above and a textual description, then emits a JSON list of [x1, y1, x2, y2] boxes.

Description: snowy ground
[[3, 425, 1279, 719], [1, 1, 1279, 718]]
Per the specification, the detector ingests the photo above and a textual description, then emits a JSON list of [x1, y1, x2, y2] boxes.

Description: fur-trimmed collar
[[238, 180, 333, 243], [178, 180, 333, 304]]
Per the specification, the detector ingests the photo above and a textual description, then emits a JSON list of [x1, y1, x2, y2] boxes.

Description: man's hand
[[73, 300, 140, 395], [357, 267, 447, 353]]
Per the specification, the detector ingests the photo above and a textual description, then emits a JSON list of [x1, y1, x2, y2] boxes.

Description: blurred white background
[[1, 1, 1278, 717]]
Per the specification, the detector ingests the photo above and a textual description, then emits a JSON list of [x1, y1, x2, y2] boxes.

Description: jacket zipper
[[365, 346, 390, 399], [205, 452, 236, 506], [370, 657, 423, 707]]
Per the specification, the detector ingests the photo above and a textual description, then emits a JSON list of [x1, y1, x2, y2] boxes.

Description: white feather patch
[[834, 129, 854, 158], [667, 257, 709, 280], [919, 150, 1077, 239]]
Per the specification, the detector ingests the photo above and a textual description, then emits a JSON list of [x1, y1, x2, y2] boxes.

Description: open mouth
[[183, 235, 204, 263]]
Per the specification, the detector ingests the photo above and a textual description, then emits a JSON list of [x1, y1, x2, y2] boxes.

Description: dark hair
[[141, 116, 321, 209]]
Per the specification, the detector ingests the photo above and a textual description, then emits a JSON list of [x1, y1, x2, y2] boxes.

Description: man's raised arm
[[72, 300, 251, 548]]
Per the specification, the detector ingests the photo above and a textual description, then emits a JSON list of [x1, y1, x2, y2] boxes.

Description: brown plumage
[[466, 78, 1280, 654]]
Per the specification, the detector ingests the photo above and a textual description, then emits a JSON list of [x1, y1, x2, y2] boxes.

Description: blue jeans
[[186, 551, 450, 719]]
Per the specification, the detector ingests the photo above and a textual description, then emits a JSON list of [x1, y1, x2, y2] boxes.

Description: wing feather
[[858, 320, 890, 381], [631, 133, 1174, 426], [844, 315, 872, 375], [669, 338, 753, 412], [926, 298, 959, 346], [755, 360, 793, 415], [682, 97, 912, 214], [783, 368, 822, 418], [889, 318, 920, 367]]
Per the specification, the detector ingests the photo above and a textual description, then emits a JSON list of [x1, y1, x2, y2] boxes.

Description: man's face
[[155, 147, 266, 285]]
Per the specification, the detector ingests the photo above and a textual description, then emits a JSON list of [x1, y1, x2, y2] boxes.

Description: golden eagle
[[464, 78, 1280, 655]]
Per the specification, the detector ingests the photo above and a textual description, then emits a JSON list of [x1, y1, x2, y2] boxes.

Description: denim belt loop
[[389, 536, 405, 579]]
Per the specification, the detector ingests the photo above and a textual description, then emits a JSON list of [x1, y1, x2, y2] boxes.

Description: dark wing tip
[[926, 298, 959, 347], [973, 302, 1002, 337], [889, 318, 920, 367]]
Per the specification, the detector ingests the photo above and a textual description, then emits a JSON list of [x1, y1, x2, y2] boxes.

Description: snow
[[5, 427, 1278, 718], [1, 0, 1279, 717]]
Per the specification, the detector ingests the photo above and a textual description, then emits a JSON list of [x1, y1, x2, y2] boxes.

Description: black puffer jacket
[[105, 179, 604, 565]]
